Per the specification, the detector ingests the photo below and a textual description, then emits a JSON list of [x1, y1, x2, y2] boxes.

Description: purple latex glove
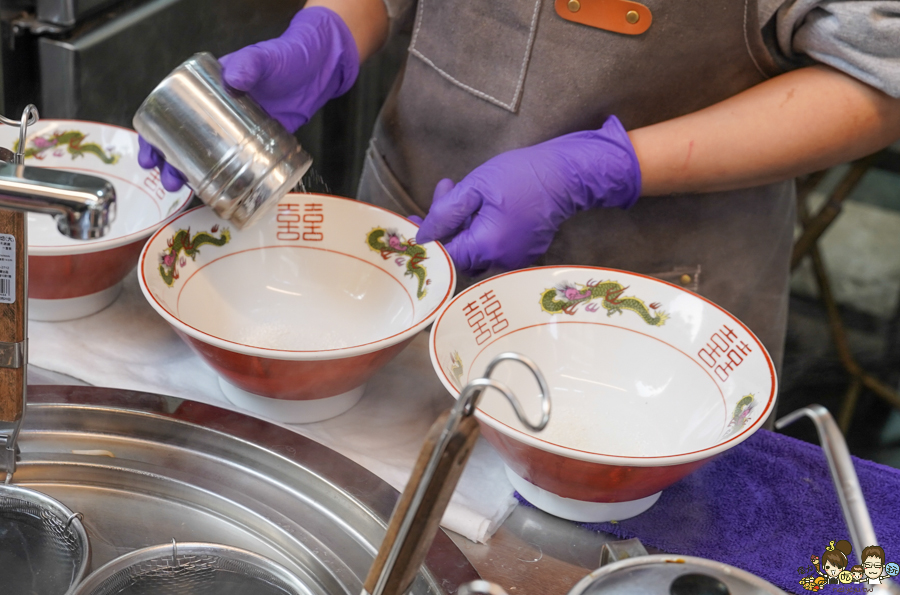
[[138, 137, 188, 192], [138, 6, 359, 191], [414, 116, 641, 276], [218, 6, 359, 133]]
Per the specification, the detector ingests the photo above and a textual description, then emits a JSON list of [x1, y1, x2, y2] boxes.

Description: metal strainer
[[70, 542, 310, 595], [1, 103, 92, 595], [0, 484, 90, 595]]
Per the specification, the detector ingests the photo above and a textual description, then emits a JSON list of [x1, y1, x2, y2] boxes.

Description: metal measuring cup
[[133, 52, 312, 229]]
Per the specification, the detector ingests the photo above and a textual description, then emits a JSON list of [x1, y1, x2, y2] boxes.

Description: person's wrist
[[575, 115, 642, 211]]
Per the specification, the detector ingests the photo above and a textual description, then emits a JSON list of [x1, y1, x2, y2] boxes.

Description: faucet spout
[[0, 161, 116, 239]]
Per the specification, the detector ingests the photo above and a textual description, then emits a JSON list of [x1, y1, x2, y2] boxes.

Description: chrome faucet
[[0, 106, 116, 238], [0, 105, 116, 481], [0, 160, 117, 239]]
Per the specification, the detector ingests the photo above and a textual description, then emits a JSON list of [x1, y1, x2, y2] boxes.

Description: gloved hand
[[138, 137, 188, 192], [138, 6, 360, 192], [413, 115, 641, 276]]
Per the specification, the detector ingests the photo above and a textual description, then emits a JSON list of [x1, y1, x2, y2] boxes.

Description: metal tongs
[[777, 404, 899, 594], [362, 352, 551, 595]]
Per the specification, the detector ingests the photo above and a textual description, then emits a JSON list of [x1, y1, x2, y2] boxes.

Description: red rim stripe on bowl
[[140, 195, 456, 360], [430, 265, 776, 465]]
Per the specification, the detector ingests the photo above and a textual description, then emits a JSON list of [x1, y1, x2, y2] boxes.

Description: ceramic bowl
[[429, 266, 776, 522], [0, 120, 193, 320], [139, 193, 456, 423]]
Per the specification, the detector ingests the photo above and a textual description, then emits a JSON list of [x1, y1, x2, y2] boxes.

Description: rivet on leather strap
[[554, 0, 652, 35]]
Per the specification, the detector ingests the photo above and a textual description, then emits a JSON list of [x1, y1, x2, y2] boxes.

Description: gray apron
[[357, 0, 795, 378]]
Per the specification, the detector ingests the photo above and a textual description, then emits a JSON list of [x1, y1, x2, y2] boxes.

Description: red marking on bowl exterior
[[429, 265, 777, 510], [28, 238, 145, 299], [480, 422, 709, 502], [177, 330, 414, 400], [139, 194, 455, 411]]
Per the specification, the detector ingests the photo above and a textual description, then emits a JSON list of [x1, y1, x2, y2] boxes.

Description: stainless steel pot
[[133, 52, 312, 229]]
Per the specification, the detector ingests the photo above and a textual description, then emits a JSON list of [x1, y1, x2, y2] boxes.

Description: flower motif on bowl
[[723, 393, 756, 438], [539, 278, 669, 325], [15, 130, 121, 164], [366, 227, 430, 299], [159, 224, 231, 287]]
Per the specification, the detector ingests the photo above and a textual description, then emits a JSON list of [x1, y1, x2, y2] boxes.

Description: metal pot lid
[[568, 554, 783, 595]]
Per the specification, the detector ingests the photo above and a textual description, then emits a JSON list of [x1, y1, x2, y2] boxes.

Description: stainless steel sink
[[15, 385, 479, 595]]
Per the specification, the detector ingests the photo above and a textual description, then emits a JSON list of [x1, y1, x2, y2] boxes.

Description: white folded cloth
[[28, 270, 516, 543]]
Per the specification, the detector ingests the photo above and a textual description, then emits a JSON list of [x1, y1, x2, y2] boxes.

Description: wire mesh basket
[[70, 542, 311, 595], [0, 483, 91, 595]]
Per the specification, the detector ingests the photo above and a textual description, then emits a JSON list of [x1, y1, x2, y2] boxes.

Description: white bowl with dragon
[[139, 193, 456, 423], [429, 266, 776, 522], [0, 119, 192, 320]]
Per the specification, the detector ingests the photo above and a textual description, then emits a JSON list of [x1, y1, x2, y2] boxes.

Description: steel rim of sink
[[17, 385, 479, 595]]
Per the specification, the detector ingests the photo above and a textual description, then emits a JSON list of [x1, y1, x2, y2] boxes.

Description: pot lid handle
[[600, 538, 649, 567], [776, 406, 876, 562]]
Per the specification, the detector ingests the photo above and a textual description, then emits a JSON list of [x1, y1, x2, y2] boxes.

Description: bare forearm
[[305, 0, 389, 61], [629, 65, 900, 196]]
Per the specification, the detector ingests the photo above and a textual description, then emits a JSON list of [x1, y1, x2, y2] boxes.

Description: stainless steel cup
[[133, 52, 312, 229]]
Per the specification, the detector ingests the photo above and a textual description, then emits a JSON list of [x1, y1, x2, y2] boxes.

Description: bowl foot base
[[505, 466, 661, 523], [29, 282, 123, 321], [218, 377, 366, 424]]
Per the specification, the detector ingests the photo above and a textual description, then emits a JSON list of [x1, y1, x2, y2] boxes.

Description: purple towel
[[515, 429, 900, 594]]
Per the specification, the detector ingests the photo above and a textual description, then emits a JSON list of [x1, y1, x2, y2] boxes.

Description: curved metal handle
[[15, 106, 38, 165], [0, 105, 39, 165], [459, 352, 551, 431], [365, 354, 551, 595], [599, 538, 649, 567], [0, 105, 38, 128], [777, 406, 900, 595], [776, 406, 877, 562]]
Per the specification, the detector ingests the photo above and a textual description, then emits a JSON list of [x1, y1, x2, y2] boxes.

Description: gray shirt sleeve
[[760, 0, 900, 97]]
